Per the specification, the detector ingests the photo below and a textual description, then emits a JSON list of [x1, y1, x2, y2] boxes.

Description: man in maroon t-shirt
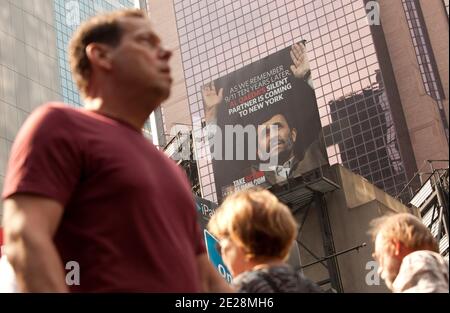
[[2, 9, 231, 293]]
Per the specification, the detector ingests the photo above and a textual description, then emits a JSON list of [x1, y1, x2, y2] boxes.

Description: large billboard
[[201, 42, 328, 201]]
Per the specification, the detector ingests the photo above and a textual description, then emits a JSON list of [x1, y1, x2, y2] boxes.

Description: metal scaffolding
[[407, 162, 449, 258], [164, 131, 201, 197], [268, 166, 347, 292]]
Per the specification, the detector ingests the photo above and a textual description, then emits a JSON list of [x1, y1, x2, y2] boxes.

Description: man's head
[[69, 9, 172, 107], [369, 213, 438, 289], [258, 113, 298, 165]]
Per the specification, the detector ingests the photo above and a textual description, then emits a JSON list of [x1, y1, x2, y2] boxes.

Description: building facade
[[148, 0, 449, 203], [1, 0, 61, 219], [54, 0, 136, 107]]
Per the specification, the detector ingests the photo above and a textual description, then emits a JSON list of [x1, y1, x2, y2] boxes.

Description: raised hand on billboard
[[202, 82, 223, 123], [290, 42, 311, 80]]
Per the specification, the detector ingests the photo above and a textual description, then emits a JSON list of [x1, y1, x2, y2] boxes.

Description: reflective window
[[54, 0, 135, 107]]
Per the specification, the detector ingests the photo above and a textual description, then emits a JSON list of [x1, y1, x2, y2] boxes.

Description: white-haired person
[[208, 188, 321, 293], [370, 213, 449, 293]]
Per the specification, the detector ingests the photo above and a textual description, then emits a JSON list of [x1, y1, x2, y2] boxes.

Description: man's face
[[258, 114, 297, 165], [107, 16, 172, 103], [373, 233, 402, 290]]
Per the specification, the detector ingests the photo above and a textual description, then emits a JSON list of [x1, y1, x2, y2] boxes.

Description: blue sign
[[195, 196, 217, 231], [204, 229, 233, 284]]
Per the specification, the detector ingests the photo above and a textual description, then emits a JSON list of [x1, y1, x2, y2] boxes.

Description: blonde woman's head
[[208, 188, 297, 275]]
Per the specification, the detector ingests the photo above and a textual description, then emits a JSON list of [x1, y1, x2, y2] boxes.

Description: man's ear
[[392, 239, 402, 256], [291, 127, 297, 144], [85, 43, 113, 71]]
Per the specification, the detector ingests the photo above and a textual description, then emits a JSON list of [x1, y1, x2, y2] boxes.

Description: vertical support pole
[[315, 193, 344, 293]]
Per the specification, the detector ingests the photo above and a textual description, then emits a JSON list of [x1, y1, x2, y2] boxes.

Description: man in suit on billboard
[[201, 41, 327, 194], [256, 110, 327, 185]]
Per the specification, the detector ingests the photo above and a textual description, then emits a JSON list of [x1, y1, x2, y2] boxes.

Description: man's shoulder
[[394, 250, 449, 293], [403, 250, 448, 270], [405, 250, 444, 262], [30, 102, 81, 124], [13, 103, 89, 146], [399, 250, 448, 281], [35, 102, 80, 114], [291, 139, 327, 176]]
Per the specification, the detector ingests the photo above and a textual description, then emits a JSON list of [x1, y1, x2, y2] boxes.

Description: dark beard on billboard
[[276, 137, 294, 165], [277, 148, 291, 165]]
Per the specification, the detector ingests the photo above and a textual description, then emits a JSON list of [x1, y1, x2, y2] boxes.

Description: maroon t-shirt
[[2, 103, 206, 292]]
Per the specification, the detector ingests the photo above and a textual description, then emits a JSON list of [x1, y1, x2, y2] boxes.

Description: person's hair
[[69, 9, 146, 97], [369, 213, 439, 252], [207, 188, 298, 261]]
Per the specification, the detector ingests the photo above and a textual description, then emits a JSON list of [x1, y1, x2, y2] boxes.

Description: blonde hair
[[369, 213, 438, 252], [207, 188, 298, 261], [69, 9, 146, 97]]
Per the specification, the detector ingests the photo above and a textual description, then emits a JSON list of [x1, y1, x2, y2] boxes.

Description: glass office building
[[52, 1, 157, 139], [171, 0, 412, 202], [54, 0, 135, 106]]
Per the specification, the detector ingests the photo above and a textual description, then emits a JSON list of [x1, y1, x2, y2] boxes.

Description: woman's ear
[[243, 249, 255, 263]]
